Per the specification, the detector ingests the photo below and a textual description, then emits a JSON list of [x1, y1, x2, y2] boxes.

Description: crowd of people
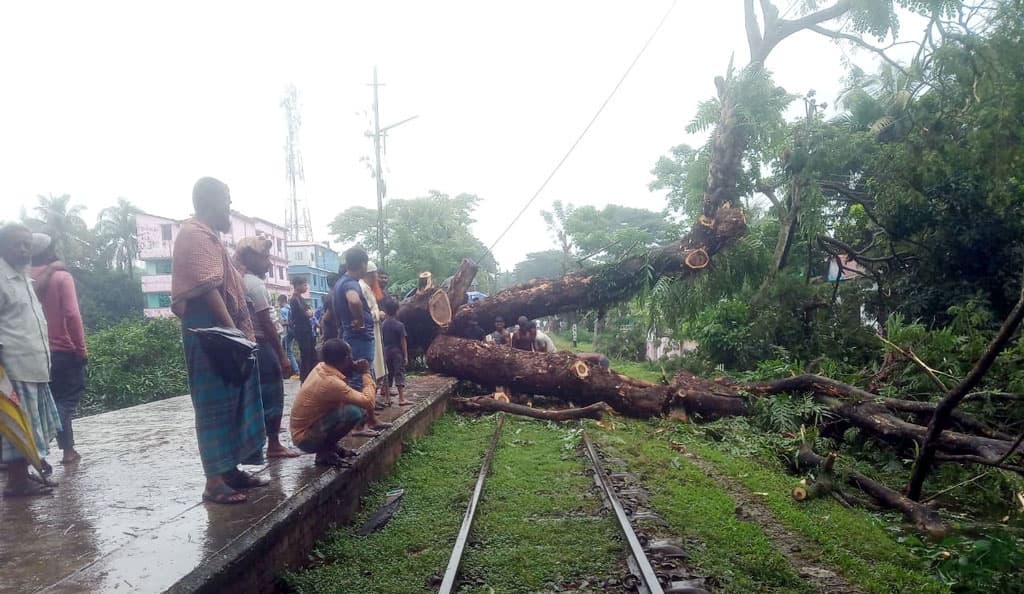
[[0, 175, 604, 504], [0, 177, 415, 504]]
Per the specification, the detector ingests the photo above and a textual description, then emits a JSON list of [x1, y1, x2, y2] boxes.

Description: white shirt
[[0, 258, 51, 382]]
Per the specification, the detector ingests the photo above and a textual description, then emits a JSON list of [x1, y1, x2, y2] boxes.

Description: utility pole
[[369, 67, 385, 268], [367, 66, 417, 271]]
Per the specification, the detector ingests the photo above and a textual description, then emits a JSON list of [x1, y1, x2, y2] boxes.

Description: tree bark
[[426, 335, 673, 418], [451, 396, 611, 422], [397, 258, 478, 354]]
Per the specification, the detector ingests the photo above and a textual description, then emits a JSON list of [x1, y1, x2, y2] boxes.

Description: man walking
[[288, 276, 316, 382], [0, 224, 61, 497], [234, 236, 300, 459], [171, 177, 267, 505], [30, 233, 87, 465]]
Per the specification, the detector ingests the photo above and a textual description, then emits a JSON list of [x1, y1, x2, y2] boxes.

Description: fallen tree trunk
[[426, 335, 673, 418], [794, 445, 951, 540], [447, 205, 747, 340], [451, 396, 612, 421], [398, 258, 479, 353]]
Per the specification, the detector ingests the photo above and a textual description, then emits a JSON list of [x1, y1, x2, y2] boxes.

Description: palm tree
[[96, 198, 142, 278], [26, 194, 91, 267]]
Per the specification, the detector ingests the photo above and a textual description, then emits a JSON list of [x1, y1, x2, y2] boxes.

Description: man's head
[[524, 319, 537, 340], [235, 236, 272, 278], [344, 246, 369, 278], [30, 233, 57, 267], [365, 260, 378, 284], [291, 275, 309, 295], [277, 294, 288, 307], [382, 299, 400, 318], [321, 338, 353, 374], [192, 177, 232, 233], [0, 224, 33, 269], [494, 316, 505, 332], [517, 316, 529, 329], [378, 270, 389, 289]]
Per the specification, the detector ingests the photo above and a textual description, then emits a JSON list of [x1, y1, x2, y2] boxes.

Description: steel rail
[[438, 413, 505, 594], [581, 429, 664, 594]]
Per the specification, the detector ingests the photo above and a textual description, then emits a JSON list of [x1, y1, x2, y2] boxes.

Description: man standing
[[335, 248, 375, 391], [234, 236, 300, 459], [277, 294, 299, 377], [171, 177, 267, 505], [485, 316, 510, 345], [288, 276, 316, 382], [30, 233, 87, 465], [0, 224, 62, 497]]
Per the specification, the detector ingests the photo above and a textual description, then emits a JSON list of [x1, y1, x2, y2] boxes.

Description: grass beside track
[[287, 414, 623, 593]]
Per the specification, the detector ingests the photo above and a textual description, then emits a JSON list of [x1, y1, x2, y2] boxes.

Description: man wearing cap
[[0, 224, 62, 497], [171, 178, 267, 505], [234, 236, 300, 459], [30, 232, 87, 465]]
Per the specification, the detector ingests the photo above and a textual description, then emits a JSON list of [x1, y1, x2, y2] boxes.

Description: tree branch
[[744, 0, 764, 60], [807, 24, 911, 78]]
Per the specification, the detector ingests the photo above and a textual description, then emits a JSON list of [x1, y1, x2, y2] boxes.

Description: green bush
[[82, 318, 188, 414]]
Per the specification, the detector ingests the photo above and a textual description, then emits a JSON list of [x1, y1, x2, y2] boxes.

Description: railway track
[[437, 415, 709, 593]]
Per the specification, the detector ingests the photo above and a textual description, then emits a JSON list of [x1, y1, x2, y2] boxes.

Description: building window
[[161, 224, 173, 241], [146, 292, 172, 308], [277, 238, 283, 254], [145, 260, 172, 275], [278, 266, 285, 280]]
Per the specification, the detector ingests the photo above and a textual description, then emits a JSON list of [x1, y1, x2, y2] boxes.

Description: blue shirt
[[335, 274, 374, 340]]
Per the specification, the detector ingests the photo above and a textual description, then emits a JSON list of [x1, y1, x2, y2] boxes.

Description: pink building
[[137, 211, 290, 318]]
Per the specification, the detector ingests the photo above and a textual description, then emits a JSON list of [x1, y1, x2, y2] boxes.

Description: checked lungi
[[182, 304, 266, 477], [0, 380, 60, 462], [256, 339, 285, 436]]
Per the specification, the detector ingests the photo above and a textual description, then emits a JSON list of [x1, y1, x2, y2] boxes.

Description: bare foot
[[61, 450, 82, 465], [267, 444, 302, 458], [368, 421, 393, 431], [398, 400, 414, 406]]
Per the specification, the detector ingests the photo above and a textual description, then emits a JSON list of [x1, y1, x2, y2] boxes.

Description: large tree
[[95, 198, 143, 278]]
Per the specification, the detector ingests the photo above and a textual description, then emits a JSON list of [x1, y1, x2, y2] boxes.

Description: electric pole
[[367, 66, 417, 270]]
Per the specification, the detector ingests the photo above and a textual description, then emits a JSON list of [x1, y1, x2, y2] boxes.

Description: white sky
[[0, 1, 922, 271]]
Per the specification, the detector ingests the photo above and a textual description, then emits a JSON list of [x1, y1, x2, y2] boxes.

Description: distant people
[[510, 317, 557, 353], [360, 261, 386, 396], [171, 177, 267, 505], [335, 248, 375, 391], [318, 273, 341, 345], [485, 316, 510, 345], [277, 294, 299, 376], [289, 339, 382, 466], [0, 224, 62, 497], [289, 276, 316, 382], [380, 299, 412, 407], [378, 270, 395, 301], [234, 236, 300, 459], [30, 233, 87, 465]]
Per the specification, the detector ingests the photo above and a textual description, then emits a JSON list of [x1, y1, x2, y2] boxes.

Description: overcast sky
[[0, 1, 919, 270]]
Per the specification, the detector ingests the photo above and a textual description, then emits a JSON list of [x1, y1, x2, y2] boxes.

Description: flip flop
[[27, 473, 58, 488], [223, 470, 269, 490], [4, 482, 54, 498], [202, 483, 247, 505]]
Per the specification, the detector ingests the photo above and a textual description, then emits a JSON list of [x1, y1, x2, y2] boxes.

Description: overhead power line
[[479, 0, 678, 266]]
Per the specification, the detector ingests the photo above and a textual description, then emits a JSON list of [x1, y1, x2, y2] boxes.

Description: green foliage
[[902, 533, 1024, 593], [74, 267, 144, 331], [82, 318, 187, 414], [329, 190, 496, 289], [512, 249, 564, 284]]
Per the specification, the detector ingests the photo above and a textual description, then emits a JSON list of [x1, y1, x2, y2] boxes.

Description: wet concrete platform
[[0, 374, 457, 594]]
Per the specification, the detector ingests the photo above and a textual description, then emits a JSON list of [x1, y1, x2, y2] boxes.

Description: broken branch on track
[[451, 396, 612, 422]]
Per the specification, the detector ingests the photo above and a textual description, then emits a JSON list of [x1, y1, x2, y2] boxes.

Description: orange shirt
[[290, 363, 375, 444]]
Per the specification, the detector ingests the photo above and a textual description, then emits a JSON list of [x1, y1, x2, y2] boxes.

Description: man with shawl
[[360, 261, 386, 404], [171, 177, 267, 504], [0, 223, 62, 497]]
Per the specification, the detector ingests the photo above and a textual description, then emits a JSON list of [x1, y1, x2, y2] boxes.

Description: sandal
[[202, 483, 247, 505], [315, 452, 351, 467], [223, 470, 269, 490], [28, 472, 58, 488]]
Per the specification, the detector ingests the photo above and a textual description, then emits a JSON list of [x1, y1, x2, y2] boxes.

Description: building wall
[[286, 242, 339, 312], [137, 211, 290, 319]]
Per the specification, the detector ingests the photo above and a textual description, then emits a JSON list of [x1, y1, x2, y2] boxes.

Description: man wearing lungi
[[171, 177, 267, 505], [0, 224, 62, 497], [233, 236, 300, 459]]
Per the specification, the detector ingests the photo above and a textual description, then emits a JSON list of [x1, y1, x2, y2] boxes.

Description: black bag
[[189, 327, 258, 386]]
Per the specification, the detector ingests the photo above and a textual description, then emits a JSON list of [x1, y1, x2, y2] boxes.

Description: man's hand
[[351, 318, 365, 331], [354, 359, 370, 374], [280, 358, 292, 377]]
